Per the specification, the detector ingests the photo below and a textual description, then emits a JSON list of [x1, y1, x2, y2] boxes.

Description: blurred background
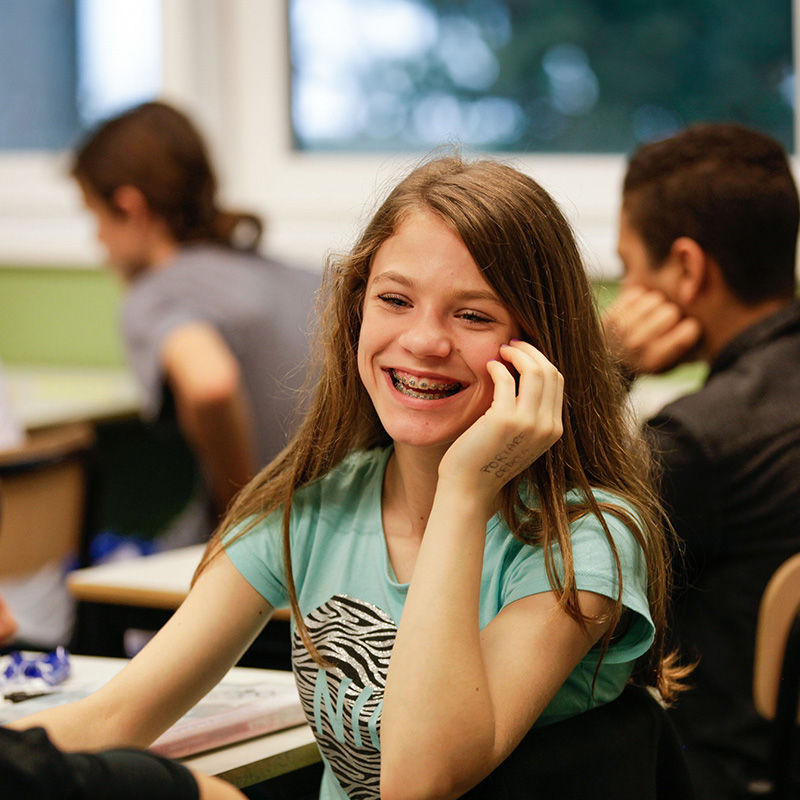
[[0, 0, 794, 367]]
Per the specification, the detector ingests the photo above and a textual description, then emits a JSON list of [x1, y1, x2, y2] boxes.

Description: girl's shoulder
[[562, 488, 647, 566], [494, 485, 647, 567], [230, 447, 393, 540], [285, 447, 392, 515]]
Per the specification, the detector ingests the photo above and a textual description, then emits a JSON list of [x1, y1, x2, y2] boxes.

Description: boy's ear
[[110, 185, 150, 219], [670, 236, 710, 308]]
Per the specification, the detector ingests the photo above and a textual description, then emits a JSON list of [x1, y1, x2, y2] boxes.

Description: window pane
[[77, 0, 162, 127], [0, 0, 80, 150], [289, 0, 794, 153], [0, 0, 161, 152]]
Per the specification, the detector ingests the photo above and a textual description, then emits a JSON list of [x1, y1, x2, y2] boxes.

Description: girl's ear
[[670, 236, 709, 308], [110, 185, 150, 220]]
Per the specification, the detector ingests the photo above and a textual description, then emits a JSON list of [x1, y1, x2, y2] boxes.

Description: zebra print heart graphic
[[293, 594, 397, 800]]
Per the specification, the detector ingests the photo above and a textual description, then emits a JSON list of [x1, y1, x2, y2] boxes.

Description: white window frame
[[0, 0, 797, 277]]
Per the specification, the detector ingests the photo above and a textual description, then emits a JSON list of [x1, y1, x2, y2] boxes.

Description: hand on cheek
[[438, 340, 564, 503]]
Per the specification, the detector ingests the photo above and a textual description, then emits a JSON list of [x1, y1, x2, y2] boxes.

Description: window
[[0, 0, 161, 152], [289, 0, 794, 154], [0, 0, 161, 264], [0, 0, 80, 150]]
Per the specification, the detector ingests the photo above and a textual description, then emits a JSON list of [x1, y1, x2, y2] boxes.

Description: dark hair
[[72, 101, 262, 249], [623, 123, 798, 304], [198, 155, 688, 703]]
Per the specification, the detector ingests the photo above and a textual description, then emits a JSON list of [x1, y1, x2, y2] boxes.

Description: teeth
[[390, 370, 461, 399], [407, 377, 445, 391]]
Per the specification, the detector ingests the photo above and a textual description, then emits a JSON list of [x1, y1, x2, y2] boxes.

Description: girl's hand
[[438, 340, 564, 506]]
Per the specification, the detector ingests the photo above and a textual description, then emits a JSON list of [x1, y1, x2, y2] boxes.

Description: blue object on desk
[[1, 646, 71, 687], [89, 530, 156, 565]]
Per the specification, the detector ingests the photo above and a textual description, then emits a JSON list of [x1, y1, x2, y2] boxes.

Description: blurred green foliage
[[292, 0, 793, 153]]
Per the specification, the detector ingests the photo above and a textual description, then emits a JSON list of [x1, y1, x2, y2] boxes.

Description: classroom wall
[[0, 265, 124, 366]]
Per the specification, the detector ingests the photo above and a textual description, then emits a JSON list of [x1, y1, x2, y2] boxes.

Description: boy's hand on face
[[602, 285, 702, 376]]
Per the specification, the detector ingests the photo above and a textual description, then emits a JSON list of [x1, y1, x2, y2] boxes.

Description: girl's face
[[79, 184, 150, 281], [357, 208, 520, 455]]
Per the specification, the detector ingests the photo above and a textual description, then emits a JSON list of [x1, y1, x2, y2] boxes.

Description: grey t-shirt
[[122, 243, 319, 469]]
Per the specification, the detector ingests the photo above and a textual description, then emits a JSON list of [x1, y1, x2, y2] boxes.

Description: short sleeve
[[569, 510, 655, 662], [502, 506, 655, 664], [224, 510, 289, 610]]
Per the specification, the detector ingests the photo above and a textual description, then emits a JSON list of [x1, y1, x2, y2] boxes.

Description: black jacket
[[0, 726, 198, 800], [646, 299, 800, 798]]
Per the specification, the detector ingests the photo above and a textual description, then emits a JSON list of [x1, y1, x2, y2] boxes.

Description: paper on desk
[[0, 687, 95, 723], [151, 680, 306, 758], [0, 678, 306, 759]]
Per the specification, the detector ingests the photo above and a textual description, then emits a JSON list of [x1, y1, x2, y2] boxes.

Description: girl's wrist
[[432, 475, 499, 522]]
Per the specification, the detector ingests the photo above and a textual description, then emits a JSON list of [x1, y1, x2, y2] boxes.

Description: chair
[[752, 551, 800, 799], [0, 422, 95, 646]]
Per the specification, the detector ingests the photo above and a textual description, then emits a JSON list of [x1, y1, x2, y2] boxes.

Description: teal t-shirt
[[226, 447, 654, 800]]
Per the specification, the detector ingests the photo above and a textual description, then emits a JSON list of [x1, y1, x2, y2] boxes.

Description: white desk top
[[67, 545, 292, 620], [0, 655, 319, 787], [6, 365, 141, 430], [68, 545, 206, 609]]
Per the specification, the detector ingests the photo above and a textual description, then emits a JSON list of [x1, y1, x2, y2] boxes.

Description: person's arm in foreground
[[381, 340, 616, 800], [1, 725, 247, 799], [602, 285, 702, 376], [7, 552, 272, 752], [192, 769, 248, 799], [162, 322, 260, 513]]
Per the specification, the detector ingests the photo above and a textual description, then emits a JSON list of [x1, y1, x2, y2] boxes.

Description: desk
[[68, 544, 208, 610], [68, 546, 292, 669], [6, 365, 140, 431], [0, 655, 320, 788]]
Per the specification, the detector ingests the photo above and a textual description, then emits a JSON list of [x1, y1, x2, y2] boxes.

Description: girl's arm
[[8, 552, 272, 752], [381, 341, 613, 800], [162, 322, 259, 513]]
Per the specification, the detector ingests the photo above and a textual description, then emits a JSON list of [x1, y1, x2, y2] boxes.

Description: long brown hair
[[199, 155, 686, 702], [72, 101, 263, 249]]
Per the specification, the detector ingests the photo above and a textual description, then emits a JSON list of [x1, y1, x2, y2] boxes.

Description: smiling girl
[[10, 156, 684, 799]]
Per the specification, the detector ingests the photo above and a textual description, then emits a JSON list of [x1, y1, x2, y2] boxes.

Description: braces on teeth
[[402, 376, 454, 391], [391, 370, 461, 398]]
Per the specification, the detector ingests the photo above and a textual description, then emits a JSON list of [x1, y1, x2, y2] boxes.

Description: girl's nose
[[397, 313, 453, 359]]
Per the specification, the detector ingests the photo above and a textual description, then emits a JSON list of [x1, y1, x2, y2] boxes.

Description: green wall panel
[[0, 266, 125, 366]]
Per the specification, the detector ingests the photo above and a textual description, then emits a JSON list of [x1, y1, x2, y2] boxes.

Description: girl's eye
[[459, 310, 494, 324], [377, 293, 409, 308]]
